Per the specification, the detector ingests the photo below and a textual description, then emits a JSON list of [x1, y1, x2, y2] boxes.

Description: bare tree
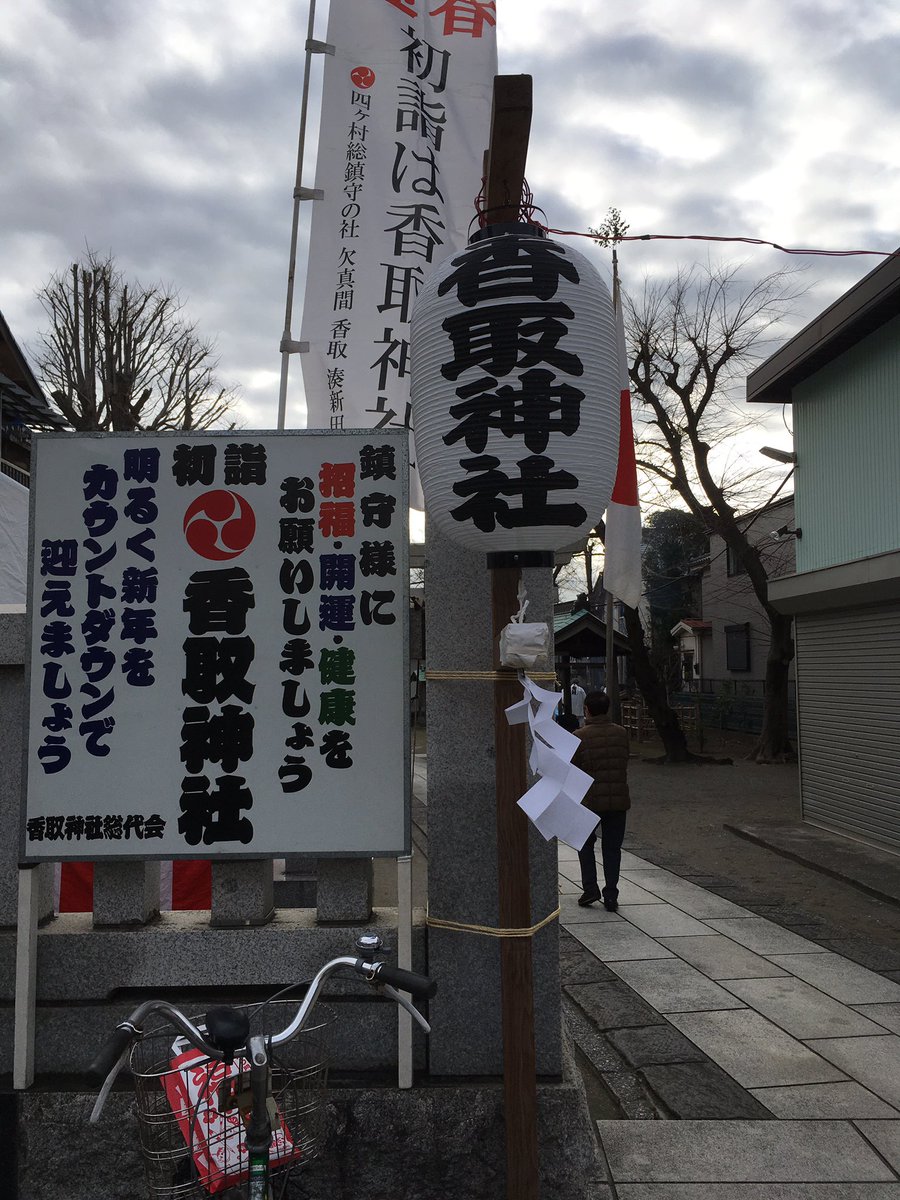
[[35, 249, 237, 432], [553, 532, 604, 607], [626, 261, 803, 762]]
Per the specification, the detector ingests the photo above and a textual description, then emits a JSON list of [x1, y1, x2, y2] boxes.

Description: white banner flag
[[299, 0, 498, 501]]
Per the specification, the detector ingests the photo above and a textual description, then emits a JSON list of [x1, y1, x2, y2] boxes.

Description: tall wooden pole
[[484, 76, 541, 1200]]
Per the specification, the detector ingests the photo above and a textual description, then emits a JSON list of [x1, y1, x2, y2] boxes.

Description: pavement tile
[[559, 894, 621, 924], [750, 1082, 900, 1119], [608, 959, 747, 1014], [621, 903, 717, 938], [666, 1010, 849, 1088], [616, 1187, 900, 1199], [561, 862, 664, 904], [658, 934, 789, 981], [607, 1025, 707, 1067], [619, 870, 751, 918], [768, 954, 900, 1005], [566, 979, 666, 1031], [616, 879, 670, 905], [559, 947, 617, 986], [855, 1123, 900, 1175], [569, 920, 676, 962], [621, 851, 656, 869], [704, 918, 823, 955], [853, 1004, 900, 1035], [640, 1061, 774, 1119], [807, 1035, 900, 1110], [720, 977, 889, 1039], [819, 942, 900, 973], [596, 1119, 896, 1182]]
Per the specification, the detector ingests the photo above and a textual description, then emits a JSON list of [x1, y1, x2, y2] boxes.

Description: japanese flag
[[602, 290, 642, 609]]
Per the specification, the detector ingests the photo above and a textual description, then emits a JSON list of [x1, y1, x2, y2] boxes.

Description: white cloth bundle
[[499, 621, 550, 669]]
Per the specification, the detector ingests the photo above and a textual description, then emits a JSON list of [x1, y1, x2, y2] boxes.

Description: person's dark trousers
[[578, 811, 628, 900]]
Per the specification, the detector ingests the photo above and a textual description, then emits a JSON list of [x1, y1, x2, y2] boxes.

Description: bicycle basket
[[129, 1001, 334, 1199]]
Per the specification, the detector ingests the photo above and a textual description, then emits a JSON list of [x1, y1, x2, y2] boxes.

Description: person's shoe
[[577, 888, 602, 907], [603, 897, 618, 912]]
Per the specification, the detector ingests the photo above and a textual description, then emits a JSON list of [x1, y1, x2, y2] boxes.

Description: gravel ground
[[622, 728, 900, 968]]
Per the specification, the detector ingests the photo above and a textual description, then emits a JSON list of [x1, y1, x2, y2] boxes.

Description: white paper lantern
[[411, 223, 619, 559]]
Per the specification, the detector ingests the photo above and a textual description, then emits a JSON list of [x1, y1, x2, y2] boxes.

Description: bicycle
[[90, 934, 437, 1200]]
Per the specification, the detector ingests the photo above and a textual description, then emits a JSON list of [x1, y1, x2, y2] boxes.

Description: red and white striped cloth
[[602, 279, 642, 610], [56, 861, 212, 912]]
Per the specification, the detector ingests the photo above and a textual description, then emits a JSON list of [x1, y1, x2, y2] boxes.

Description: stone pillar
[[93, 861, 160, 926], [210, 861, 274, 926], [316, 859, 373, 924], [274, 855, 318, 908], [425, 529, 561, 1077], [0, 609, 53, 927]]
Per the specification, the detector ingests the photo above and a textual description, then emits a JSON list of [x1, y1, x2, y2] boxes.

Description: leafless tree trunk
[[621, 602, 694, 762], [36, 249, 236, 432], [625, 262, 802, 762]]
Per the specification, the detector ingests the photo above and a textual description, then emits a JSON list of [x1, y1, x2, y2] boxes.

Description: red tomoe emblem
[[351, 65, 376, 88], [183, 491, 256, 560]]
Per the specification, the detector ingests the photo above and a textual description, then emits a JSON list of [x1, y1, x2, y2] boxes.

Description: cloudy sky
[[3, 0, 899, 449]]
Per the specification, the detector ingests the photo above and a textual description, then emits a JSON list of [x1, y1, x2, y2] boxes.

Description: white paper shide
[[505, 676, 598, 849]]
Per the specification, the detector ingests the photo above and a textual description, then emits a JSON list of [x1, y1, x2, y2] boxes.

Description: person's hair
[[584, 691, 610, 717], [556, 712, 580, 732]]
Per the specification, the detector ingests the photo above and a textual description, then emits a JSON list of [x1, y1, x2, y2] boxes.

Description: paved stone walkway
[[559, 842, 900, 1195]]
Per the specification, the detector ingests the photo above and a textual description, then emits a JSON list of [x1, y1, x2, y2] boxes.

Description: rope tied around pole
[[426, 906, 560, 938]]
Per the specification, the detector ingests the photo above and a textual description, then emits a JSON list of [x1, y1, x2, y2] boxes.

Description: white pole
[[396, 853, 413, 1088], [277, 0, 319, 431], [13, 867, 40, 1089]]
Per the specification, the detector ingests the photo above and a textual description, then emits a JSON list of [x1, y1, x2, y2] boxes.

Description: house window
[[726, 546, 746, 577], [725, 623, 751, 671]]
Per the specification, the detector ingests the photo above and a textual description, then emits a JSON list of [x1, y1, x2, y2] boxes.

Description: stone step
[[596, 1119, 900, 1184]]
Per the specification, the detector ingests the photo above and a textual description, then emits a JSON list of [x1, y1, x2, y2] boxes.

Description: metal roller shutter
[[796, 601, 900, 852]]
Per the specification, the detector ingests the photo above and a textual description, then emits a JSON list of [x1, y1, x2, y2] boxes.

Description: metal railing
[[1, 458, 29, 486]]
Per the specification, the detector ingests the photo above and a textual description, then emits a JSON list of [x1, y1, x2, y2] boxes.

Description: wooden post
[[483, 75, 532, 224], [484, 75, 540, 1200], [606, 590, 621, 722]]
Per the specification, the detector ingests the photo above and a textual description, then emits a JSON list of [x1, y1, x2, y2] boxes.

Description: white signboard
[[22, 431, 409, 860], [299, 0, 497, 490]]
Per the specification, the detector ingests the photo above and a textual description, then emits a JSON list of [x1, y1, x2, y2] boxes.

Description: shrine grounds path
[[398, 726, 900, 1195]]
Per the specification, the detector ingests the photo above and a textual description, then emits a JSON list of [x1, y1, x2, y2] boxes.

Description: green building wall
[[794, 312, 900, 573]]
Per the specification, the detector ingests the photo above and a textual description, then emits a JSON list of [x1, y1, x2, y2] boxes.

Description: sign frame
[[20, 428, 410, 863]]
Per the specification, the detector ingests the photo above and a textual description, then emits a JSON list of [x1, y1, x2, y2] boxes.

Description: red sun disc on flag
[[350, 65, 376, 88], [183, 491, 256, 560]]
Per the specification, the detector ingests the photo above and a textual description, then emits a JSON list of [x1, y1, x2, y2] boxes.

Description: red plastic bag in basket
[[163, 1046, 297, 1194]]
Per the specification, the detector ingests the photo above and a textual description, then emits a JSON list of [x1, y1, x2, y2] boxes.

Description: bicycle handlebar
[[90, 1023, 138, 1081], [365, 961, 437, 999], [89, 952, 436, 1103]]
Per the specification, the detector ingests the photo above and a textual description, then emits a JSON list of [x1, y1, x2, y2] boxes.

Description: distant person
[[571, 691, 630, 911], [569, 682, 586, 726]]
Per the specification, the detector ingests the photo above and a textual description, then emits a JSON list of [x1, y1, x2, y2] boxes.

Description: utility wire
[[539, 227, 899, 260]]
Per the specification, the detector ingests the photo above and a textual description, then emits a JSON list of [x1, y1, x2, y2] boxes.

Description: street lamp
[[760, 445, 796, 465]]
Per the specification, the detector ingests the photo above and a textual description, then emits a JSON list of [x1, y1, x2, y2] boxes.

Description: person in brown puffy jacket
[[571, 690, 630, 911]]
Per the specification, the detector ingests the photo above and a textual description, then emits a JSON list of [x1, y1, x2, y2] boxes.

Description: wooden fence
[[621, 699, 700, 742]]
